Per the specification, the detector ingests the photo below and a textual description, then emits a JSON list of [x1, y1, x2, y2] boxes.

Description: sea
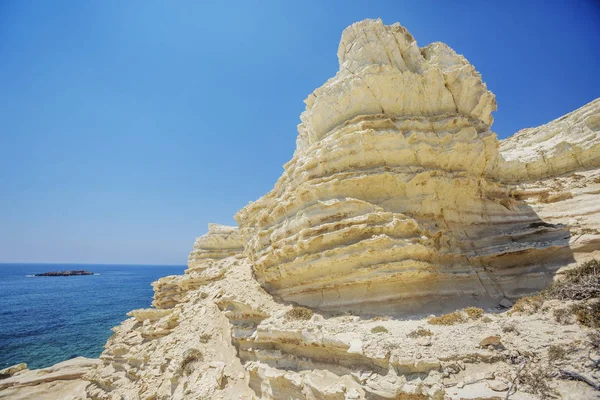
[[0, 263, 185, 370]]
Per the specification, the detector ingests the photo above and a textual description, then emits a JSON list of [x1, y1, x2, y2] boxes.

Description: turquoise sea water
[[0, 263, 185, 369]]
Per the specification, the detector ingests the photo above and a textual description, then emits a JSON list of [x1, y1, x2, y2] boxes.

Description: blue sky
[[1, 1, 599, 264]]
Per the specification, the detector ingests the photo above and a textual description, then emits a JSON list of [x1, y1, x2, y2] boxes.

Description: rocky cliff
[[234, 19, 572, 317], [3, 18, 599, 400]]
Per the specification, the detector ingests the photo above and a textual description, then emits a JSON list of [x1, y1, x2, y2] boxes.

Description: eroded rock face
[[494, 98, 600, 182], [235, 19, 572, 316], [150, 224, 243, 309]]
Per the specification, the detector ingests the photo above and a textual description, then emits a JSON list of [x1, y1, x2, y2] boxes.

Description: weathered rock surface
[[150, 224, 243, 309], [494, 98, 600, 183], [0, 357, 99, 400], [235, 19, 572, 317]]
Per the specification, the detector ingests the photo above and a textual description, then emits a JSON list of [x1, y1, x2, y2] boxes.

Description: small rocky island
[[34, 270, 94, 277]]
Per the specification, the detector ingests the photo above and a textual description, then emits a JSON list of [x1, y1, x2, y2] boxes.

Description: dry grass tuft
[[481, 316, 493, 323], [572, 301, 600, 328], [465, 307, 484, 320], [553, 308, 572, 324], [407, 327, 433, 338], [180, 349, 203, 376], [428, 311, 465, 325], [199, 333, 211, 343], [285, 307, 313, 321], [510, 293, 545, 315], [371, 325, 389, 334], [548, 345, 567, 362]]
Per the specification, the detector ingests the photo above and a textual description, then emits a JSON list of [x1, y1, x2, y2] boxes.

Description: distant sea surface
[[0, 263, 185, 369]]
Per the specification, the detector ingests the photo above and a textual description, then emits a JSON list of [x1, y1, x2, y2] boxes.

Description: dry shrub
[[510, 293, 545, 315], [465, 307, 484, 320], [481, 316, 492, 323], [552, 308, 572, 324], [200, 292, 209, 299], [518, 366, 558, 398], [180, 349, 203, 376], [285, 307, 313, 321], [546, 259, 600, 301], [199, 333, 211, 343], [407, 327, 433, 338], [428, 311, 465, 325], [547, 345, 566, 362], [572, 301, 600, 328], [594, 177, 600, 184], [371, 325, 389, 334]]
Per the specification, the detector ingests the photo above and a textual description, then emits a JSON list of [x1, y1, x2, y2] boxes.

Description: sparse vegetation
[[407, 327, 433, 338], [572, 301, 600, 328], [552, 308, 572, 324], [428, 311, 465, 325], [180, 349, 203, 376], [510, 293, 545, 315], [510, 260, 600, 330], [199, 333, 211, 343], [548, 345, 567, 362], [518, 367, 558, 398], [285, 306, 313, 321], [545, 259, 600, 301], [481, 316, 492, 323], [200, 292, 209, 299], [465, 307, 484, 320], [371, 325, 389, 334]]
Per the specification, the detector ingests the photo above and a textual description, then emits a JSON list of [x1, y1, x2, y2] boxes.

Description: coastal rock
[[0, 357, 99, 400], [34, 270, 93, 277], [0, 364, 26, 379], [235, 18, 572, 317], [151, 224, 243, 309], [188, 223, 244, 268]]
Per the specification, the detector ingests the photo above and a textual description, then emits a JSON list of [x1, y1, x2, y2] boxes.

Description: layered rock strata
[[235, 19, 572, 317], [150, 224, 243, 309], [494, 98, 600, 182], [0, 357, 99, 400], [495, 99, 600, 261]]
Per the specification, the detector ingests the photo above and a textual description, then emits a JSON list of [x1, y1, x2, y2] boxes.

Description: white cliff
[[235, 19, 572, 317]]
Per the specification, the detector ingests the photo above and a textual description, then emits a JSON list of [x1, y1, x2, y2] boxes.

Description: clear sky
[[1, 1, 599, 265]]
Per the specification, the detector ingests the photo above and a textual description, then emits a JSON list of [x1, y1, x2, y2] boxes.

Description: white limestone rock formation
[[495, 98, 600, 261], [149, 224, 243, 310], [235, 19, 572, 317], [494, 98, 600, 182], [0, 357, 99, 400], [188, 223, 244, 268]]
